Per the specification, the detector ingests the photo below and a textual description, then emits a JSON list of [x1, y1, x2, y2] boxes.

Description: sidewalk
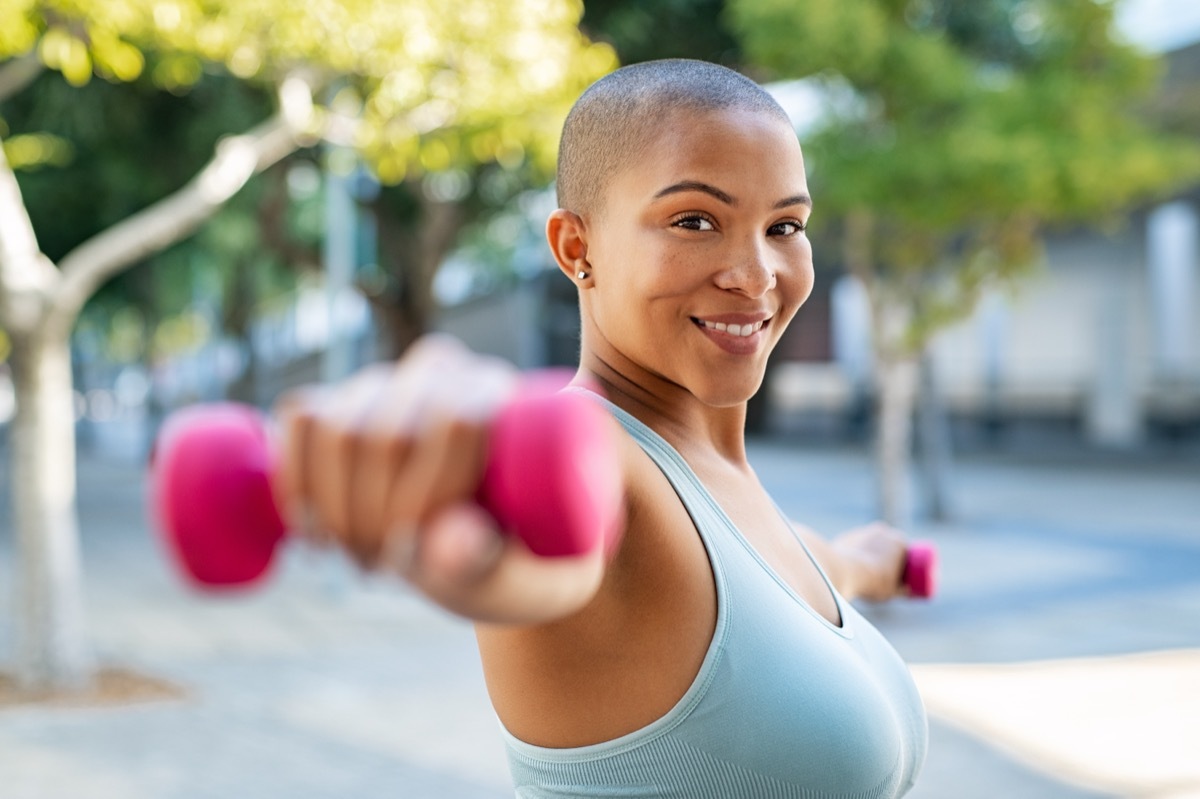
[[1, 437, 1197, 799]]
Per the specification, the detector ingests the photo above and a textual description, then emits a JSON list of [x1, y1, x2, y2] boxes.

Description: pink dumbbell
[[150, 376, 623, 590], [902, 540, 938, 599]]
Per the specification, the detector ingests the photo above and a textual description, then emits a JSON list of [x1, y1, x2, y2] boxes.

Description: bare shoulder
[[475, 419, 717, 748]]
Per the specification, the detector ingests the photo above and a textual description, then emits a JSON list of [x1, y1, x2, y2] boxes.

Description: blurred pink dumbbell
[[150, 376, 623, 590], [903, 540, 938, 599]]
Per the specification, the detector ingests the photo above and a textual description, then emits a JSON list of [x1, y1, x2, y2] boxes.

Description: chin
[[691, 377, 765, 409]]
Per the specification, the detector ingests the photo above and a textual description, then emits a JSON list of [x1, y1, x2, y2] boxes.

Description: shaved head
[[556, 59, 793, 218]]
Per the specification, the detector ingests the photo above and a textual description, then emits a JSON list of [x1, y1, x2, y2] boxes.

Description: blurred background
[[0, 1, 1197, 798]]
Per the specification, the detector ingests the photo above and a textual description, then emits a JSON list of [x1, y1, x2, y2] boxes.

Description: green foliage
[[729, 0, 1200, 354], [0, 0, 617, 359], [1, 130, 73, 170], [580, 0, 740, 66], [5, 70, 273, 260], [1, 1, 617, 183], [2, 67, 292, 360]]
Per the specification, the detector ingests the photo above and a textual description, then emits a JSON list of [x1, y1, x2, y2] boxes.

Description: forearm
[[795, 522, 908, 603], [795, 526, 859, 599]]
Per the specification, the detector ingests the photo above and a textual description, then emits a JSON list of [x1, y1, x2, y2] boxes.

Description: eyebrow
[[774, 193, 813, 210], [653, 180, 812, 210]]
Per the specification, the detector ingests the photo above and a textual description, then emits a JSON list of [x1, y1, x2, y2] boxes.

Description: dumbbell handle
[[151, 377, 623, 590]]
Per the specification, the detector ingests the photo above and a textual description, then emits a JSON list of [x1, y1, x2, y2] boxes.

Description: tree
[[727, 0, 1200, 522], [0, 0, 614, 692], [4, 68, 309, 418], [580, 0, 740, 66]]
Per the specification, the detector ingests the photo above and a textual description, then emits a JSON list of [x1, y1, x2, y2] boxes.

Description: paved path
[[1, 435, 1197, 799]]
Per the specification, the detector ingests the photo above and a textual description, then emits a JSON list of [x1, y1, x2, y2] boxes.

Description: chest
[[601, 439, 927, 796], [690, 463, 842, 627]]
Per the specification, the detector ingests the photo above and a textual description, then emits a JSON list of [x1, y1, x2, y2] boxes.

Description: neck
[[574, 344, 752, 467]]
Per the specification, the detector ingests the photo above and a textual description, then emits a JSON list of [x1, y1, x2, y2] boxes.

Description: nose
[[714, 239, 776, 298]]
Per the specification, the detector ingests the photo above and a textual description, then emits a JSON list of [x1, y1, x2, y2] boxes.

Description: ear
[[546, 209, 591, 283]]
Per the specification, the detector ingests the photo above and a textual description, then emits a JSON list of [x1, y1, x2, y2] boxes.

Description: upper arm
[[473, 425, 718, 747]]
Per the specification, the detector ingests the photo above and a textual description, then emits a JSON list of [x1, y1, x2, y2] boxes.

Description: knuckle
[[316, 415, 360, 456], [443, 413, 485, 445], [340, 425, 373, 455], [405, 333, 465, 366], [281, 402, 319, 440], [380, 432, 413, 464]]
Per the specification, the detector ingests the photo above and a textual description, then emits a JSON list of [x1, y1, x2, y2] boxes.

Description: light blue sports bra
[[501, 396, 928, 798]]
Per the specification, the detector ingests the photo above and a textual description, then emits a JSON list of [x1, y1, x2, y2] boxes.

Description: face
[[561, 106, 815, 408]]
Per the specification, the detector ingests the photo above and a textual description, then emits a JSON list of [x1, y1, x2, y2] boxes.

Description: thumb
[[417, 503, 507, 587]]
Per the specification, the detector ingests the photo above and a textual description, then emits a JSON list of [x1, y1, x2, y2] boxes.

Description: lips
[[691, 314, 772, 354], [694, 318, 765, 338]]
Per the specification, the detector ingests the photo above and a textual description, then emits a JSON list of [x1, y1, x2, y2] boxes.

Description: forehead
[[600, 106, 807, 214]]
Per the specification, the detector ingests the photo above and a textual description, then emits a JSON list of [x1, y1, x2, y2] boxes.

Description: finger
[[273, 386, 328, 544], [344, 365, 431, 567], [345, 360, 490, 567], [418, 410, 492, 515], [305, 367, 390, 547], [401, 334, 516, 421], [360, 355, 515, 569], [370, 409, 491, 569]]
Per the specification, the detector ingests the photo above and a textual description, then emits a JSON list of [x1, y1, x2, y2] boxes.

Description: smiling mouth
[[692, 317, 770, 337]]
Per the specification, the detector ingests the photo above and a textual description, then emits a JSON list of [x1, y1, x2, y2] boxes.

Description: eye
[[769, 219, 807, 237], [671, 213, 716, 232]]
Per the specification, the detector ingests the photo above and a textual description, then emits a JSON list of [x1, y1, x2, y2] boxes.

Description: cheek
[[797, 262, 816, 305], [617, 239, 704, 303], [780, 243, 816, 306], [642, 254, 700, 300]]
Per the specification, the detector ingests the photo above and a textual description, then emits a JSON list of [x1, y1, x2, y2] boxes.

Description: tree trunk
[[916, 347, 955, 522], [841, 210, 919, 526], [875, 354, 918, 527], [8, 329, 93, 691], [131, 265, 165, 457], [0, 88, 307, 691], [224, 259, 259, 404], [371, 192, 466, 358]]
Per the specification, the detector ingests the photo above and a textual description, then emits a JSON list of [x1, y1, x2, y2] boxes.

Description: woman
[[280, 59, 927, 798]]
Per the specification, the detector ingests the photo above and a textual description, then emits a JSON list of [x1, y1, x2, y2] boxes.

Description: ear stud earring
[[577, 270, 589, 280]]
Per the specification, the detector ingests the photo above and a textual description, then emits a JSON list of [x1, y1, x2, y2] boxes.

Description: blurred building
[[767, 206, 1199, 449], [766, 40, 1200, 450]]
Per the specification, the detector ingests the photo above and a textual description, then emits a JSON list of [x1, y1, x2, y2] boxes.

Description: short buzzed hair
[[556, 59, 793, 217]]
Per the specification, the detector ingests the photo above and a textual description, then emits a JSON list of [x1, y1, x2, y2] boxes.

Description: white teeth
[[699, 319, 764, 337]]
